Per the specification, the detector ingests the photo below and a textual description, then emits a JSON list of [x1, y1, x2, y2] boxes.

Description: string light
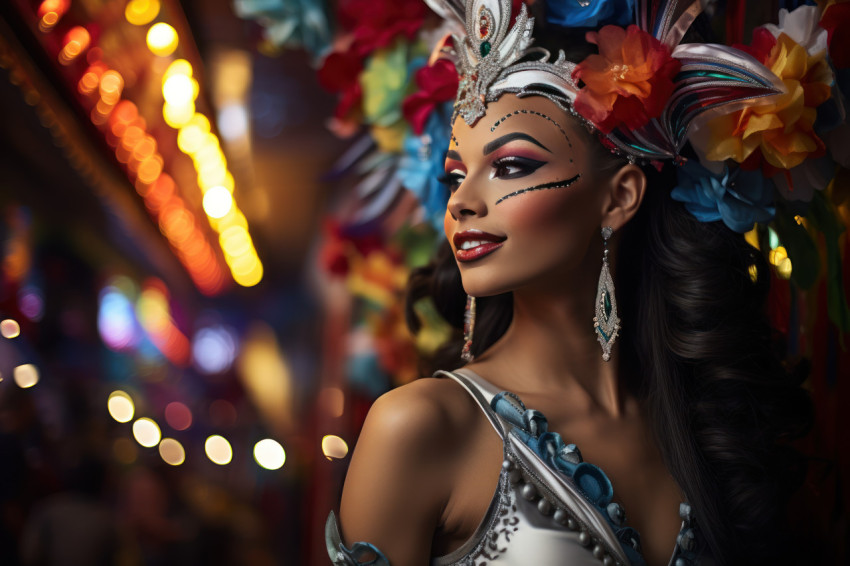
[[321, 435, 349, 460], [159, 438, 186, 466], [0, 319, 21, 339], [125, 0, 161, 26], [146, 23, 178, 57], [107, 390, 135, 423], [132, 418, 162, 448], [205, 435, 233, 465], [254, 439, 286, 470], [13, 364, 39, 388]]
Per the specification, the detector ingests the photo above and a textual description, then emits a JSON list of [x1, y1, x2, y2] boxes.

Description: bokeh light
[[202, 186, 233, 219], [107, 390, 135, 423], [59, 26, 91, 65], [0, 319, 21, 339], [38, 0, 70, 32], [18, 287, 44, 321], [162, 74, 197, 107], [13, 364, 39, 389], [209, 399, 238, 427], [159, 438, 186, 466], [205, 435, 233, 465], [132, 417, 162, 448], [192, 325, 238, 374], [164, 59, 193, 79], [98, 286, 138, 350], [125, 0, 160, 26], [164, 401, 193, 430], [254, 439, 286, 470], [218, 104, 249, 141], [146, 23, 178, 57], [321, 435, 349, 460]]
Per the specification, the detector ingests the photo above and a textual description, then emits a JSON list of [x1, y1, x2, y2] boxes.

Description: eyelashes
[[441, 156, 547, 192], [490, 156, 546, 180]]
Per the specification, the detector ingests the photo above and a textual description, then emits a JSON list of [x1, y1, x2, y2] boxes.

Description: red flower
[[337, 0, 426, 57], [402, 60, 459, 134], [572, 25, 681, 134], [820, 2, 850, 69], [317, 51, 364, 120]]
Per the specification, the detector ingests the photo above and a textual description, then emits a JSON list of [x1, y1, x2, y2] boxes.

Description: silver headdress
[[426, 0, 786, 161]]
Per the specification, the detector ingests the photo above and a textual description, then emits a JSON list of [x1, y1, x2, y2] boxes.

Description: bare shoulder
[[362, 376, 477, 449], [337, 376, 478, 565]]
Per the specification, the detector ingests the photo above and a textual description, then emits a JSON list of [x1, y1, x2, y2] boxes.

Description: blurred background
[[0, 0, 848, 564]]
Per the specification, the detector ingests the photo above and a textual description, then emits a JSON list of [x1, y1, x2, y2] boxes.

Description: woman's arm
[[337, 379, 459, 566]]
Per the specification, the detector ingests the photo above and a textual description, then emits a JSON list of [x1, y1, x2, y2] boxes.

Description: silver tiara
[[431, 0, 579, 126]]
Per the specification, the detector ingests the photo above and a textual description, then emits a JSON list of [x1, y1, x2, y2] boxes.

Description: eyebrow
[[483, 132, 551, 155], [446, 149, 462, 161]]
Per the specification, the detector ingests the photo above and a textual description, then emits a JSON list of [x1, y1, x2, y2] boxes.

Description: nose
[[446, 177, 488, 220]]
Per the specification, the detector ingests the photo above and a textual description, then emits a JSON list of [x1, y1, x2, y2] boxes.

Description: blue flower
[[544, 0, 635, 28], [397, 102, 452, 231], [671, 161, 776, 233]]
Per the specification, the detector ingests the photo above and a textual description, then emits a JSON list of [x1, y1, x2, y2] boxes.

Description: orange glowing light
[[112, 100, 138, 125], [59, 27, 90, 65], [38, 0, 69, 32], [99, 70, 124, 105], [121, 126, 144, 151], [78, 64, 105, 95], [136, 155, 164, 184], [133, 136, 157, 161]]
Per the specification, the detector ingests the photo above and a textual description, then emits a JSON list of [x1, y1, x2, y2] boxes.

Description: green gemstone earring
[[594, 226, 620, 362]]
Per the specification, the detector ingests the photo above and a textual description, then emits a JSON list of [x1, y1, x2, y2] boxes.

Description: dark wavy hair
[[405, 127, 813, 563]]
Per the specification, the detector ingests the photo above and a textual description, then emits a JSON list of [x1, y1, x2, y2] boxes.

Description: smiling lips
[[453, 230, 506, 262]]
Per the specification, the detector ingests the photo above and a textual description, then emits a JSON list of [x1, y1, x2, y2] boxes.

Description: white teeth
[[461, 240, 488, 250]]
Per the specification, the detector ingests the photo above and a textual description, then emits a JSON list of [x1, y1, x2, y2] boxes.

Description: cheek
[[443, 209, 454, 243]]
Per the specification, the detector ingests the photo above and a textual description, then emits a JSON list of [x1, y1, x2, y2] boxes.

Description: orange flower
[[700, 31, 833, 171], [572, 25, 680, 134]]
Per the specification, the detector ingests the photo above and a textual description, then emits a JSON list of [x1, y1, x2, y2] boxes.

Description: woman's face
[[443, 94, 611, 297]]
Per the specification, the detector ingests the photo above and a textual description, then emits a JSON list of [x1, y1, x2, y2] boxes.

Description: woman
[[327, 0, 820, 564]]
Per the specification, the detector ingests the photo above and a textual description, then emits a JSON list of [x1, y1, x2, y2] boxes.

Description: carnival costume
[[324, 0, 850, 563]]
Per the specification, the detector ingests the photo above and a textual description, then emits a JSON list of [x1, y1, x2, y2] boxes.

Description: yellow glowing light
[[768, 246, 787, 266], [159, 438, 186, 466], [177, 122, 207, 153], [205, 435, 233, 465], [322, 435, 349, 460], [164, 59, 193, 79], [777, 257, 793, 280], [1, 319, 21, 339], [146, 23, 178, 57], [744, 228, 759, 251], [220, 226, 251, 257], [748, 264, 758, 283], [137, 287, 171, 335], [13, 364, 39, 388], [162, 74, 197, 107], [232, 260, 263, 288], [197, 162, 228, 189], [107, 390, 135, 423], [163, 102, 195, 129], [203, 186, 233, 219], [132, 417, 162, 447], [254, 439, 286, 470], [125, 0, 160, 26]]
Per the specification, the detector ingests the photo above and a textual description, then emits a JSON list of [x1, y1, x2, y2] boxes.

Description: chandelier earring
[[461, 295, 476, 363], [594, 227, 620, 362]]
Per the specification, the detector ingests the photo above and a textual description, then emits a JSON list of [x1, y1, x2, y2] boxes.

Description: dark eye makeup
[[491, 156, 546, 180]]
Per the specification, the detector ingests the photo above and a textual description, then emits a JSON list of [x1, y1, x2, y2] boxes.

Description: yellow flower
[[702, 33, 832, 171]]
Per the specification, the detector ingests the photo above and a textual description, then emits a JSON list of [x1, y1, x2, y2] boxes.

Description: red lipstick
[[453, 230, 506, 262]]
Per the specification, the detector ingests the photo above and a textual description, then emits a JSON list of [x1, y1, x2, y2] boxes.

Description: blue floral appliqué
[[544, 0, 635, 28], [671, 160, 776, 233], [397, 102, 453, 232], [490, 392, 646, 566]]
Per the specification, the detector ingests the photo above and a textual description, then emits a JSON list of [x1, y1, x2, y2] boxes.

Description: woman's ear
[[601, 163, 647, 231]]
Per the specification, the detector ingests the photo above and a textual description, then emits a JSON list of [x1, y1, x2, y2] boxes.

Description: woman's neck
[[469, 265, 628, 418]]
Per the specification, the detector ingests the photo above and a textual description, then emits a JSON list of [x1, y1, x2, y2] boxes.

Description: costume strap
[[325, 511, 391, 566], [434, 369, 507, 440]]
